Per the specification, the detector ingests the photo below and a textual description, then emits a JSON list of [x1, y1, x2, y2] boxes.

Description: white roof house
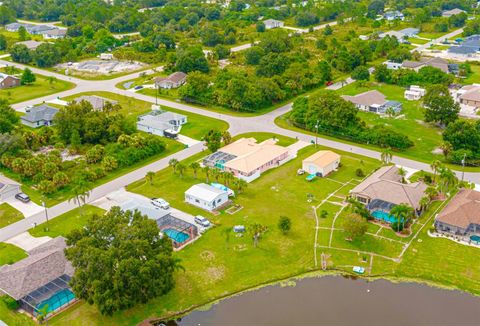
[[0, 175, 21, 201], [263, 19, 284, 29], [137, 110, 187, 137], [185, 183, 229, 211], [404, 85, 426, 101]]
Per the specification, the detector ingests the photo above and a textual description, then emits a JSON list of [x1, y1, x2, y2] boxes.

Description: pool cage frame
[[366, 199, 396, 213], [203, 151, 237, 170], [157, 215, 199, 249], [19, 274, 76, 318]]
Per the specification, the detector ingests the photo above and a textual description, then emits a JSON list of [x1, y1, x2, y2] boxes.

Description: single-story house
[[448, 35, 480, 57], [0, 237, 75, 318], [378, 30, 408, 43], [0, 73, 20, 89], [73, 95, 118, 111], [5, 22, 33, 32], [434, 189, 480, 238], [20, 104, 58, 128], [0, 175, 21, 202], [402, 57, 451, 74], [455, 84, 480, 108], [442, 8, 466, 18], [41, 28, 67, 39], [185, 183, 229, 211], [203, 137, 290, 182], [404, 85, 426, 101], [27, 25, 56, 35], [155, 72, 187, 89], [399, 28, 420, 37], [350, 165, 427, 216], [14, 40, 45, 50], [342, 90, 403, 115], [263, 18, 284, 29], [137, 110, 187, 138], [384, 60, 402, 70], [384, 11, 404, 21], [302, 150, 340, 177], [99, 53, 114, 60], [120, 200, 199, 248]]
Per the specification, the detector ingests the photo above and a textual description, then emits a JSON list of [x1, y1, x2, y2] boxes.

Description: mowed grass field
[[0, 203, 23, 228], [0, 72, 74, 104]]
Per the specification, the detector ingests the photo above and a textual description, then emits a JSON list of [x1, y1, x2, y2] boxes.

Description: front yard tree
[[0, 101, 19, 133], [204, 129, 222, 152], [351, 66, 370, 81], [10, 44, 31, 63], [145, 171, 155, 185], [390, 204, 415, 232], [381, 147, 392, 165], [65, 207, 179, 315], [168, 158, 179, 173], [189, 162, 200, 178], [423, 85, 460, 127], [20, 68, 36, 85], [343, 213, 368, 241], [249, 223, 268, 247], [278, 216, 291, 235], [222, 131, 232, 145]]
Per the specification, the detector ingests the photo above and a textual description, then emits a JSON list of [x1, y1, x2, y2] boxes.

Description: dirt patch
[[205, 266, 226, 282], [431, 147, 443, 155], [233, 244, 248, 251], [200, 250, 216, 261]]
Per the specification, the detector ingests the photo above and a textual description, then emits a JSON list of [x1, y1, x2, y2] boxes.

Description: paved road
[[411, 28, 464, 52], [2, 31, 480, 241]]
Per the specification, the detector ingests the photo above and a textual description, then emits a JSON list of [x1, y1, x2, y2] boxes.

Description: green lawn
[[0, 296, 36, 326], [0, 73, 74, 104], [48, 133, 384, 325], [232, 132, 297, 147], [408, 37, 429, 45], [462, 64, 480, 85], [62, 91, 229, 140], [0, 203, 23, 228], [29, 205, 105, 238], [0, 242, 27, 266]]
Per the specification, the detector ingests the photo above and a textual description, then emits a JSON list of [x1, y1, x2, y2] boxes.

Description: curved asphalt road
[[0, 47, 478, 241]]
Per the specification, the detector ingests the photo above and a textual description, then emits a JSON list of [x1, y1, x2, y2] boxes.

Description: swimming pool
[[36, 288, 75, 314], [470, 235, 480, 243], [163, 228, 190, 243], [371, 210, 400, 223]]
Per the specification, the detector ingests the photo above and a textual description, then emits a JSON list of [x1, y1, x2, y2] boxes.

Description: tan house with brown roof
[[401, 57, 456, 74], [203, 138, 290, 182], [302, 150, 340, 177], [350, 165, 427, 215], [155, 72, 187, 89], [342, 90, 403, 114], [435, 189, 480, 237], [456, 84, 480, 108]]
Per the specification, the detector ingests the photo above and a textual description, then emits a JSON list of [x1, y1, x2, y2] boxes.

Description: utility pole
[[461, 153, 466, 182], [155, 82, 158, 105], [42, 201, 49, 231]]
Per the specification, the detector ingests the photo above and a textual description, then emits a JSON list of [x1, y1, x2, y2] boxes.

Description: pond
[[157, 276, 480, 326]]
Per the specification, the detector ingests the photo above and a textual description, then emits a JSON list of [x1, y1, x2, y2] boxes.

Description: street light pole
[[461, 153, 466, 182], [155, 82, 158, 105], [42, 201, 49, 231], [315, 120, 319, 148]]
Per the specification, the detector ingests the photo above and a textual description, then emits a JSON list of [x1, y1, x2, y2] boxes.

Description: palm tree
[[70, 178, 91, 216], [189, 162, 200, 179], [390, 204, 415, 232], [202, 166, 211, 183], [425, 186, 439, 200], [440, 142, 453, 158], [380, 147, 393, 165], [419, 196, 431, 212], [234, 178, 248, 194], [398, 167, 407, 183], [211, 169, 220, 182], [168, 158, 179, 173], [223, 171, 234, 186], [430, 160, 442, 184], [176, 163, 186, 178], [145, 171, 155, 185], [222, 131, 232, 145], [438, 167, 457, 195]]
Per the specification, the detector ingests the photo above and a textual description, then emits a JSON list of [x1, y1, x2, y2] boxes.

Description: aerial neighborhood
[[0, 0, 479, 325]]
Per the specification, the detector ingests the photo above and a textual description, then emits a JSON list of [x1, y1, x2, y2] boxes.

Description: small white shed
[[302, 151, 341, 177], [185, 183, 228, 211]]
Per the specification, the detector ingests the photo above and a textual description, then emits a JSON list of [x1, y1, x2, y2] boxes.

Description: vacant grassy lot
[[0, 242, 27, 266], [0, 72, 74, 104], [49, 133, 384, 325], [29, 205, 105, 238], [62, 91, 228, 140], [0, 203, 23, 228]]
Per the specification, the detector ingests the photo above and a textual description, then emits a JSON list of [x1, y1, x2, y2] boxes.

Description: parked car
[[24, 105, 33, 112], [194, 215, 211, 227], [15, 193, 30, 203], [297, 169, 305, 175], [134, 85, 143, 90], [151, 198, 170, 210]]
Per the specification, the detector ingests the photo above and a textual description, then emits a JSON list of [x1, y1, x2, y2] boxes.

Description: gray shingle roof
[[73, 95, 118, 110], [20, 104, 58, 123], [0, 237, 73, 300]]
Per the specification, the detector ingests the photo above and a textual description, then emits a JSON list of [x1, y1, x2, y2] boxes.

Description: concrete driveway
[[5, 232, 51, 251], [4, 197, 44, 217]]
